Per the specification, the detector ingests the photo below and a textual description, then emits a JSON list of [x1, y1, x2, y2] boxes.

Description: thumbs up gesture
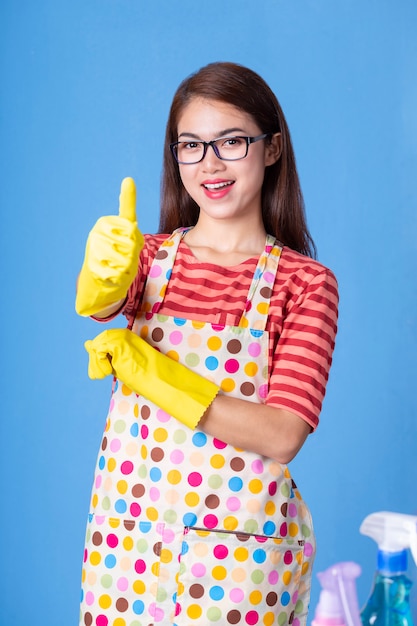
[[75, 178, 144, 317]]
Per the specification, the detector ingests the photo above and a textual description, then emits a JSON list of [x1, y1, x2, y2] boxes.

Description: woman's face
[[175, 98, 280, 226]]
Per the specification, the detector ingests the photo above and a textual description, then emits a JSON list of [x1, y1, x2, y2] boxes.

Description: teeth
[[204, 181, 233, 190]]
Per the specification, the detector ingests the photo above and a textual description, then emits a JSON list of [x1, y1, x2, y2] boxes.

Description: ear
[[264, 133, 282, 166]]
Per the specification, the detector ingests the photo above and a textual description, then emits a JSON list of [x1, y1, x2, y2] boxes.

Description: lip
[[201, 179, 235, 199]]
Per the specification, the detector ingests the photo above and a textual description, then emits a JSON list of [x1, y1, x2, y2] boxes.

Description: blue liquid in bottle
[[361, 552, 414, 626]]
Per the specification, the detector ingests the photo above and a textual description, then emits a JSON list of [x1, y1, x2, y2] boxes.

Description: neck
[[186, 214, 267, 255], [183, 214, 267, 266]]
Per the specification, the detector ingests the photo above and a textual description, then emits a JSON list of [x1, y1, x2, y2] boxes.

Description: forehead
[[177, 98, 260, 137]]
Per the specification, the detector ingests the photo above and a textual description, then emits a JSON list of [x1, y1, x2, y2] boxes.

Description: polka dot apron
[[80, 230, 315, 626]]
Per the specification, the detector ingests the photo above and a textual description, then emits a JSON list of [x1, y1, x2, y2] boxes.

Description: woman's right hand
[[75, 177, 144, 317]]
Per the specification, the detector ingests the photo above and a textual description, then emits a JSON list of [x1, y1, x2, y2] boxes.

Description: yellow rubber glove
[[85, 328, 220, 429], [75, 178, 144, 317]]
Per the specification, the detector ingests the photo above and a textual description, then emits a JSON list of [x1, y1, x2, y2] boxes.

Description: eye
[[221, 136, 245, 148], [182, 141, 202, 151]]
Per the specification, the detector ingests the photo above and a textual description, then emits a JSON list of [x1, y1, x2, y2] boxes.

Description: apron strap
[[141, 228, 188, 315], [238, 235, 282, 331]]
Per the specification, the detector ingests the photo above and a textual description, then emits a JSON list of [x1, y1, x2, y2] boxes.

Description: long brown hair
[[159, 62, 316, 258]]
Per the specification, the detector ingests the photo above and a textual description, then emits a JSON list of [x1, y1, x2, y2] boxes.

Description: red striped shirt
[[124, 234, 339, 430]]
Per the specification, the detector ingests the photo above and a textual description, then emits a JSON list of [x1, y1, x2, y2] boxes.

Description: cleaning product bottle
[[360, 511, 417, 626], [312, 561, 362, 626]]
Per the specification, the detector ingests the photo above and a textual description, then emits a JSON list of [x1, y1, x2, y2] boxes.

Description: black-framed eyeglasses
[[170, 133, 271, 165]]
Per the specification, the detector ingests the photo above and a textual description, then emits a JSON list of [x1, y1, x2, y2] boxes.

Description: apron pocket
[[81, 515, 183, 624], [175, 527, 309, 625]]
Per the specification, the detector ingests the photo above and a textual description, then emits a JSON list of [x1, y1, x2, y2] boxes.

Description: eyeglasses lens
[[176, 137, 248, 164]]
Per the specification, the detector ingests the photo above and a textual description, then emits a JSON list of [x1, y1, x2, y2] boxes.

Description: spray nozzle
[[313, 561, 362, 626], [360, 511, 417, 573]]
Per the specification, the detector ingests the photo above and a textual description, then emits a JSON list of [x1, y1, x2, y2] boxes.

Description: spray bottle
[[312, 561, 362, 626], [360, 511, 417, 626]]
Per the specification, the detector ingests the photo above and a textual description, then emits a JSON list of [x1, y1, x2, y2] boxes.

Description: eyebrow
[[177, 127, 247, 140]]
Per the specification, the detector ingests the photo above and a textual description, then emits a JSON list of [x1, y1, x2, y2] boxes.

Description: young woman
[[76, 62, 339, 626]]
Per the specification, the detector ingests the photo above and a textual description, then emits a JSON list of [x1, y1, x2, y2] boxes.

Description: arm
[[199, 396, 311, 464], [84, 329, 311, 464], [200, 265, 339, 463]]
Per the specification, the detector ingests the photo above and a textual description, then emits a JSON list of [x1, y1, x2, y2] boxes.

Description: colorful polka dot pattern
[[178, 528, 311, 625], [136, 316, 269, 402], [80, 231, 315, 626]]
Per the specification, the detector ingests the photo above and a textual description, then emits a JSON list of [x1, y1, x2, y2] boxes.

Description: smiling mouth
[[203, 181, 234, 190]]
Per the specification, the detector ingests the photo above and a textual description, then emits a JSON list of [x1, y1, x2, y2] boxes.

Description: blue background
[[1, 1, 416, 624]]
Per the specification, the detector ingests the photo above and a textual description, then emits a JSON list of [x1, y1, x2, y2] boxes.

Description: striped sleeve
[[266, 254, 339, 430]]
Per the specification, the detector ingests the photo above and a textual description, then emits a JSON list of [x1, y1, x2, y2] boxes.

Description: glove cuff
[[155, 376, 220, 429]]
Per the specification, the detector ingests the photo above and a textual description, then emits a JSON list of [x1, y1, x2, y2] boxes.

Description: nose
[[201, 144, 226, 172]]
